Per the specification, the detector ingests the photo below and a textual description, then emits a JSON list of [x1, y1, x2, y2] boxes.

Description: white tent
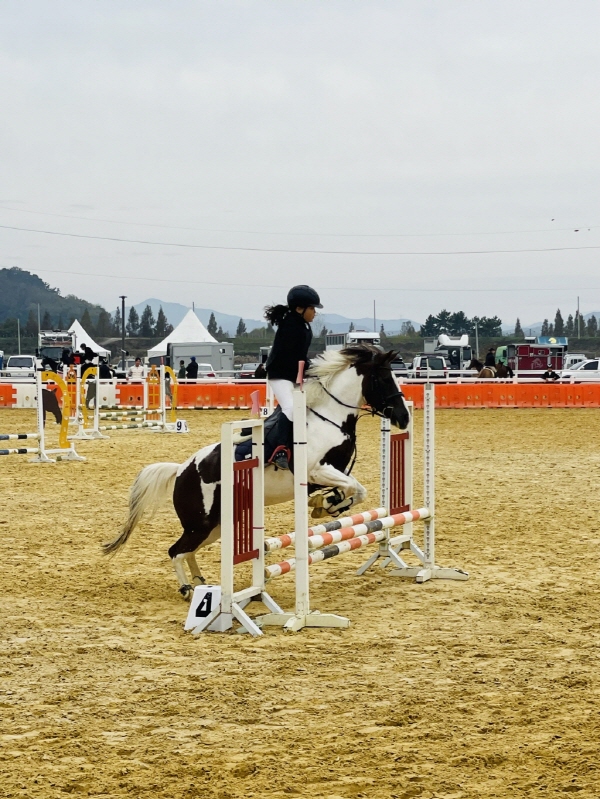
[[148, 309, 217, 357], [69, 319, 111, 357]]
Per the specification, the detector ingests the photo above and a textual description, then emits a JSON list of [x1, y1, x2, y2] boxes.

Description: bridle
[[307, 366, 405, 430]]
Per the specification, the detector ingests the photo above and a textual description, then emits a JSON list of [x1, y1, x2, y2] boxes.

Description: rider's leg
[[267, 379, 295, 469]]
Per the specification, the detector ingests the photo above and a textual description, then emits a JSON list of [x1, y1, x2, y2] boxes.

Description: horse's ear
[[375, 349, 397, 365]]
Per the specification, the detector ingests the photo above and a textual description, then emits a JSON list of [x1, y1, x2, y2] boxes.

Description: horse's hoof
[[311, 506, 329, 519], [308, 493, 324, 508], [179, 584, 194, 600]]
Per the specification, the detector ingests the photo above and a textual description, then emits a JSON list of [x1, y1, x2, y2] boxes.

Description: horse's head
[[345, 346, 410, 430]]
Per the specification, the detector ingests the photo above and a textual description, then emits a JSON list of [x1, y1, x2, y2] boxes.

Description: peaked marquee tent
[[147, 309, 217, 357], [69, 319, 111, 357]]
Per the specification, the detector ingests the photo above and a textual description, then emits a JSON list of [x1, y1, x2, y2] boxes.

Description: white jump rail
[[71, 365, 180, 439]]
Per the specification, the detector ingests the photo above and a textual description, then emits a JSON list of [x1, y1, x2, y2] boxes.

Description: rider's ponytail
[[264, 304, 290, 327]]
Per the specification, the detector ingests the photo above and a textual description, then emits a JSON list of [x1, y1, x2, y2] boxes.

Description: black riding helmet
[[287, 285, 323, 309]]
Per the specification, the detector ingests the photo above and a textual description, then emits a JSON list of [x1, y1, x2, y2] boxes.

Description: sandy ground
[[1, 406, 600, 799]]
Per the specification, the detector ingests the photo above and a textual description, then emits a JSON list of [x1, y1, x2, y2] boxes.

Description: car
[[560, 359, 600, 380], [390, 358, 408, 374], [238, 362, 262, 379], [197, 363, 217, 378], [4, 355, 37, 377], [409, 354, 449, 378]]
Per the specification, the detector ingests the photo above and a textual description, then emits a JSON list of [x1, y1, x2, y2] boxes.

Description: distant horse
[[468, 358, 510, 379], [102, 346, 410, 598]]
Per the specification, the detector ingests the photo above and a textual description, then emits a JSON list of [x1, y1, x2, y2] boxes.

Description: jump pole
[[258, 364, 350, 632]]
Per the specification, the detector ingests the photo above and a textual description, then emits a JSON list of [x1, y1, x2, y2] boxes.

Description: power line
[[7, 264, 600, 293], [1, 223, 600, 255], [0, 204, 596, 238]]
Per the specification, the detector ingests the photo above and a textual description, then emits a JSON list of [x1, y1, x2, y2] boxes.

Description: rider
[[484, 347, 497, 368], [264, 285, 322, 470]]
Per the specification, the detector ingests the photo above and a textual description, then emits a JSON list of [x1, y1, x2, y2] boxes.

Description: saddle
[[234, 406, 294, 470]]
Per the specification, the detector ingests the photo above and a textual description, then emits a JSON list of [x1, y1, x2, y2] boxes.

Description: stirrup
[[269, 445, 290, 471]]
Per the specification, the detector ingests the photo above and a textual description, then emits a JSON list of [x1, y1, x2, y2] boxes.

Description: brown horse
[[468, 358, 511, 379]]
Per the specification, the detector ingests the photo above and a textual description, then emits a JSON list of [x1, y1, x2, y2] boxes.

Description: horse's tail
[[102, 462, 180, 556]]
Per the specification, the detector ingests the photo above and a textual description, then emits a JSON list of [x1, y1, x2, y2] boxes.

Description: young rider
[[264, 285, 322, 469]]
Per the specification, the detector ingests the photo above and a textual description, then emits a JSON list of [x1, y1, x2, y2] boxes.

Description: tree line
[[419, 310, 502, 337]]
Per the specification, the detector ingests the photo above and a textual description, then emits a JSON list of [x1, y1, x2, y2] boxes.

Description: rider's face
[[297, 306, 316, 323]]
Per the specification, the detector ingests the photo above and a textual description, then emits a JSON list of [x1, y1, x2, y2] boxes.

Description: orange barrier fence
[[3, 381, 600, 410], [0, 385, 17, 408], [175, 382, 267, 409], [401, 383, 600, 408]]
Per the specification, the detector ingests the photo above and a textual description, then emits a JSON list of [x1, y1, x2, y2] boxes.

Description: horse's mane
[[305, 345, 378, 407]]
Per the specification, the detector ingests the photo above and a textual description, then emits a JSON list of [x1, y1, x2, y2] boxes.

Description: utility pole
[[577, 296, 581, 339], [17, 318, 21, 354], [474, 322, 479, 359], [119, 295, 127, 371]]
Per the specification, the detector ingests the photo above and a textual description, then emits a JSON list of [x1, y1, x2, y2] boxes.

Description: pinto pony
[[103, 346, 409, 598]]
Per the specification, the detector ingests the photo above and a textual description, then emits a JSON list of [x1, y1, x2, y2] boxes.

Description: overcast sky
[[1, 1, 599, 328]]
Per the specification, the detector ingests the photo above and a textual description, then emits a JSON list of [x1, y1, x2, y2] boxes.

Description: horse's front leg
[[308, 463, 367, 517]]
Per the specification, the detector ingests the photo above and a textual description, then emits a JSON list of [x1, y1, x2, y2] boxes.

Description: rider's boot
[[267, 413, 293, 471]]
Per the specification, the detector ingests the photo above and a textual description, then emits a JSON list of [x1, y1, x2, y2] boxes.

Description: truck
[[4, 354, 37, 377], [496, 342, 566, 372], [159, 341, 234, 373], [37, 330, 76, 365], [325, 331, 381, 351], [423, 334, 473, 370]]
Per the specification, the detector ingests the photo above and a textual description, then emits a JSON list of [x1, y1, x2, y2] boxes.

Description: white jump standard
[[0, 371, 84, 463]]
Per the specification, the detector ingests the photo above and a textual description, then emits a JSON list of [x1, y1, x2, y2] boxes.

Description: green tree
[[565, 314, 574, 335], [207, 312, 218, 336], [514, 318, 523, 336], [127, 306, 140, 336], [436, 309, 452, 332], [419, 314, 439, 337], [574, 310, 585, 337], [554, 309, 564, 335], [548, 323, 555, 336], [25, 308, 37, 336], [113, 307, 122, 335], [155, 306, 168, 338], [236, 318, 247, 337], [348, 321, 355, 332], [400, 321, 416, 335], [96, 309, 113, 337], [41, 310, 52, 329], [448, 311, 470, 335], [81, 308, 94, 334], [139, 304, 155, 337], [541, 319, 549, 336], [587, 315, 597, 336]]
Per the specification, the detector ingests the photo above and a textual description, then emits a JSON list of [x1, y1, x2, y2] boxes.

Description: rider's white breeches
[[268, 379, 295, 421]]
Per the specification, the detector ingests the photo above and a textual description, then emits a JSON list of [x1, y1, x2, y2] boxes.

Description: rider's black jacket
[[265, 311, 312, 383]]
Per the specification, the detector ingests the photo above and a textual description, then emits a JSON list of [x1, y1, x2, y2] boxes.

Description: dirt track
[[1, 407, 599, 798]]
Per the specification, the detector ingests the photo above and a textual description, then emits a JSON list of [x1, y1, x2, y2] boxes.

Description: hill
[[0, 267, 106, 327], [130, 298, 421, 336]]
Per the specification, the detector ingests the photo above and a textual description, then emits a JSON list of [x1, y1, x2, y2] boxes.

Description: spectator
[[41, 355, 59, 373], [61, 348, 74, 367], [177, 359, 186, 380], [79, 343, 96, 364], [185, 356, 199, 380], [542, 368, 560, 382], [127, 357, 145, 381]]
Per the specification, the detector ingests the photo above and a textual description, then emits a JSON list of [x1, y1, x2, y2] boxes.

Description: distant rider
[[264, 285, 322, 470]]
